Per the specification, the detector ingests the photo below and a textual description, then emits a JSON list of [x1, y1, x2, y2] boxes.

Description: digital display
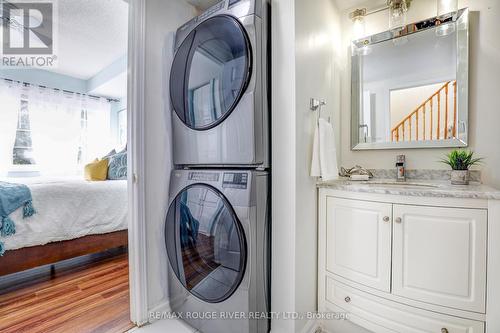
[[222, 172, 248, 189]]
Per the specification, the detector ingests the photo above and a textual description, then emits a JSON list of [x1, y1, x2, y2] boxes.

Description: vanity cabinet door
[[392, 204, 487, 313], [325, 197, 392, 292]]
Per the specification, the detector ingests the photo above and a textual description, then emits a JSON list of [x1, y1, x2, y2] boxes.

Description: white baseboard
[[301, 319, 321, 333], [147, 300, 172, 324]]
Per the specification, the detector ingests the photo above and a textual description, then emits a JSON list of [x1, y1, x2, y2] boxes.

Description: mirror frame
[[351, 8, 469, 150]]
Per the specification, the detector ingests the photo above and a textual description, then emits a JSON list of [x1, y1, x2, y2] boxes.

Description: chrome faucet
[[396, 155, 406, 182]]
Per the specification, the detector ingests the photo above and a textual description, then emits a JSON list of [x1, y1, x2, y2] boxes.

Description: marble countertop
[[317, 178, 500, 200]]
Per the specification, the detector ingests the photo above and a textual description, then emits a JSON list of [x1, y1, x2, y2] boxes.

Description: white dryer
[[170, 0, 270, 167]]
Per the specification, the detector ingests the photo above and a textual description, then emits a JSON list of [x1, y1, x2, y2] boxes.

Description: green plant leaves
[[440, 149, 484, 170]]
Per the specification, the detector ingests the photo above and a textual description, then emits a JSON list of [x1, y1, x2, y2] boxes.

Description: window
[[118, 109, 127, 148], [77, 109, 88, 166], [12, 95, 36, 166], [1, 82, 114, 177]]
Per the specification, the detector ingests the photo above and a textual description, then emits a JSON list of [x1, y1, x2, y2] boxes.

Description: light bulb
[[389, 5, 406, 30], [352, 17, 366, 40], [350, 8, 367, 41], [387, 0, 410, 30]]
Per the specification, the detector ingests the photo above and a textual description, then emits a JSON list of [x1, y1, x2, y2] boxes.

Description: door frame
[[127, 0, 148, 326]]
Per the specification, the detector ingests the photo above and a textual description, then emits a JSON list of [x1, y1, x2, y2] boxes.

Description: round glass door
[[170, 15, 252, 130], [165, 184, 247, 303]]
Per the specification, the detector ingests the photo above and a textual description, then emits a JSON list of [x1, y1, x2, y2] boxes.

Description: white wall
[[271, 0, 296, 331], [272, 0, 341, 332], [143, 0, 196, 311], [390, 82, 453, 141], [391, 83, 445, 128], [294, 0, 342, 331], [340, 0, 500, 188]]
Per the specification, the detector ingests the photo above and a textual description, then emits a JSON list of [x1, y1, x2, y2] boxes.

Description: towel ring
[[310, 98, 330, 123]]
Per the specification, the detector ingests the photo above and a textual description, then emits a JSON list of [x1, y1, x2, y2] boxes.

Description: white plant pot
[[451, 170, 470, 185]]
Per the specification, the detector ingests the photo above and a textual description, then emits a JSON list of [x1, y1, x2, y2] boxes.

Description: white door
[[325, 197, 392, 292], [392, 204, 487, 313]]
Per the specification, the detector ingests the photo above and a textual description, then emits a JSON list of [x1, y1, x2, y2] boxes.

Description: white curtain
[[0, 81, 22, 176], [83, 97, 113, 162], [28, 87, 113, 176], [0, 82, 115, 177], [29, 87, 81, 176]]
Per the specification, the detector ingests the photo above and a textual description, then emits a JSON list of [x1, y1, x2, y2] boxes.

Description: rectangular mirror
[[351, 8, 469, 150]]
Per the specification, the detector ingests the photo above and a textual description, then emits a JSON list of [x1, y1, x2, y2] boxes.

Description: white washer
[[165, 169, 270, 333], [170, 0, 270, 167]]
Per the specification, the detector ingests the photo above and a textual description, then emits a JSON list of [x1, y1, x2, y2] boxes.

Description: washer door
[[170, 15, 252, 130], [165, 184, 247, 303]]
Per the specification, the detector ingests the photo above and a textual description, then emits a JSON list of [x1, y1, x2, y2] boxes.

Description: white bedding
[[1, 177, 128, 251]]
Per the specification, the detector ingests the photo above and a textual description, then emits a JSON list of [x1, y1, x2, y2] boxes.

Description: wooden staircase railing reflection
[[391, 80, 457, 142]]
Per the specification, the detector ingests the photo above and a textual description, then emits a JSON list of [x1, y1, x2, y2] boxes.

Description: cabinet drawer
[[326, 276, 485, 333]]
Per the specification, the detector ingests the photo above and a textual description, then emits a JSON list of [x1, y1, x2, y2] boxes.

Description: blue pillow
[[107, 152, 127, 180], [102, 149, 116, 160]]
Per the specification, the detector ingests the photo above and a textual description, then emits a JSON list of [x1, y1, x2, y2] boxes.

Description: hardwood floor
[[0, 250, 135, 333]]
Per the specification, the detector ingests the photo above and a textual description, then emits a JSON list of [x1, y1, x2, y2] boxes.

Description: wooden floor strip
[[0, 252, 134, 333]]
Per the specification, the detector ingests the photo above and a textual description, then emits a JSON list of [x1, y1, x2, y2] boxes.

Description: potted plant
[[440, 149, 483, 185]]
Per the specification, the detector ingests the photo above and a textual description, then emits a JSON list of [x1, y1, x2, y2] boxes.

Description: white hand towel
[[311, 118, 339, 181], [311, 122, 321, 177]]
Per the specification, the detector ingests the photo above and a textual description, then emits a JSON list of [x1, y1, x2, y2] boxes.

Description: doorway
[[0, 0, 133, 331]]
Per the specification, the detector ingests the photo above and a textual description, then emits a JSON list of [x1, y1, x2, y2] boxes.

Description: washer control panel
[[222, 172, 248, 189], [196, 1, 226, 22]]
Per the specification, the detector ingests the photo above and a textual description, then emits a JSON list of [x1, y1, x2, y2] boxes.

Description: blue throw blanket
[[0, 181, 36, 256], [179, 201, 199, 248]]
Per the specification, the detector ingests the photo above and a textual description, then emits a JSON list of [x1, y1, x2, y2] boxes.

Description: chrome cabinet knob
[[441, 328, 449, 333], [395, 217, 402, 224], [383, 216, 390, 222], [344, 296, 351, 303]]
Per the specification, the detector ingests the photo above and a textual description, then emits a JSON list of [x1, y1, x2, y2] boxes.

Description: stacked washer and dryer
[[164, 1, 270, 333]]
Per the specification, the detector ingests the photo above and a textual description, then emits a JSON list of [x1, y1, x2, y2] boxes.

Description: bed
[[0, 177, 128, 276]]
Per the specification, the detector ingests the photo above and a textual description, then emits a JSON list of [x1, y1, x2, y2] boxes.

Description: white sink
[[363, 181, 439, 189]]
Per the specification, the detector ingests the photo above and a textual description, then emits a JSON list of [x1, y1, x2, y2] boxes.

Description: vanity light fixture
[[349, 8, 367, 40], [387, 0, 412, 30], [349, 1, 412, 41], [349, 8, 372, 54]]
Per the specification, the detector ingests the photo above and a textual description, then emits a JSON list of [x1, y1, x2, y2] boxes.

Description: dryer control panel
[[223, 172, 248, 189], [188, 172, 220, 182]]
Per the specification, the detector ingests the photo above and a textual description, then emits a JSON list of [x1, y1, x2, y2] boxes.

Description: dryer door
[[165, 184, 247, 303], [170, 15, 252, 131]]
